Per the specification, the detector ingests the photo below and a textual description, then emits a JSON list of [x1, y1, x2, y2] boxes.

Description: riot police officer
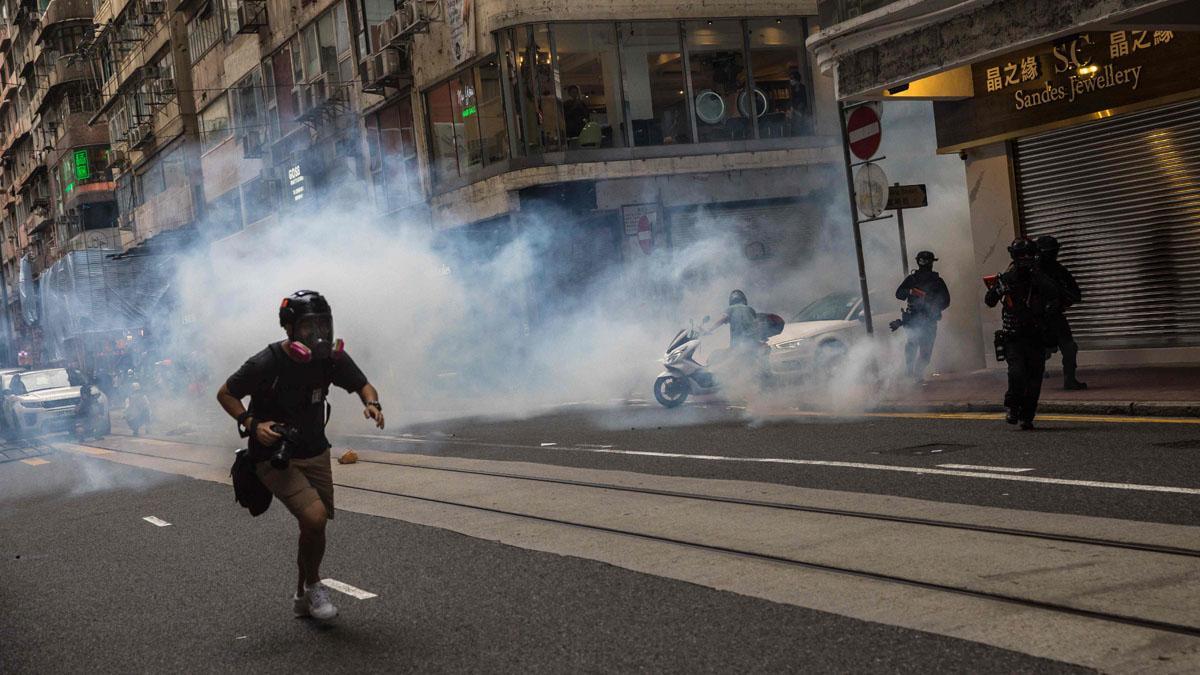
[[985, 238, 1063, 430], [894, 250, 951, 383], [1036, 235, 1087, 390]]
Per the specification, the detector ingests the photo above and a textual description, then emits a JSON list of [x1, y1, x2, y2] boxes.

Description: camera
[[269, 423, 303, 470]]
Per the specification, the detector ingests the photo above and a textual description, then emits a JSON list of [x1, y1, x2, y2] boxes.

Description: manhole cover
[[881, 443, 975, 456], [1153, 440, 1200, 450]]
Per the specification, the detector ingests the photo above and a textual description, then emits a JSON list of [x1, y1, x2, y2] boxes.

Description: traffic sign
[[885, 183, 928, 210], [854, 163, 890, 218], [846, 106, 882, 160]]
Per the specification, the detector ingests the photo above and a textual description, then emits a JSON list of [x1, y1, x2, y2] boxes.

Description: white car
[[767, 291, 901, 374], [5, 368, 111, 438]]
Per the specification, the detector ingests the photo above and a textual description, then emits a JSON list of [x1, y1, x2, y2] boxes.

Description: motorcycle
[[653, 316, 719, 408]]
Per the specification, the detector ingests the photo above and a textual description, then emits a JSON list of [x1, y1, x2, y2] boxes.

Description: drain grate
[[881, 443, 975, 457], [1153, 440, 1200, 450]]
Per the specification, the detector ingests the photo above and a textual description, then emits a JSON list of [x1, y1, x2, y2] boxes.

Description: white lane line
[[535, 446, 1200, 495], [540, 442, 557, 447], [322, 578, 377, 600], [577, 444, 613, 449], [936, 464, 1034, 473], [143, 516, 171, 527]]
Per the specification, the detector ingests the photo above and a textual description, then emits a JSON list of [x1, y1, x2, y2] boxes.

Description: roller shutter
[[1014, 97, 1200, 349]]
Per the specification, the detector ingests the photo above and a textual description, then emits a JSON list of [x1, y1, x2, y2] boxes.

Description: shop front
[[934, 30, 1200, 354]]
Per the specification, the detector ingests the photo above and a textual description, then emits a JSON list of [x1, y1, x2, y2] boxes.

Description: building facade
[[0, 0, 845, 368], [809, 0, 1200, 366]]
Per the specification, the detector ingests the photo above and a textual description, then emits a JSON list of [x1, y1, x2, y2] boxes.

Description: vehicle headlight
[[773, 338, 809, 351]]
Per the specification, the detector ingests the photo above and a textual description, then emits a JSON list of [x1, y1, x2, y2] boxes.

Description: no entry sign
[[846, 106, 882, 160]]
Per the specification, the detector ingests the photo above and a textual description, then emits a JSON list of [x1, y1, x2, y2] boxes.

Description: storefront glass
[[618, 21, 689, 146], [749, 18, 810, 137], [685, 20, 748, 143], [424, 61, 510, 182], [552, 23, 625, 148]]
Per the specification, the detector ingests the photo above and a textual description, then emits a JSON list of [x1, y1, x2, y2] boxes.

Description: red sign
[[847, 106, 882, 160], [637, 214, 654, 254]]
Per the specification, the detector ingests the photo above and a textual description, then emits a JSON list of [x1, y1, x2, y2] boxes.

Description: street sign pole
[[838, 102, 873, 335]]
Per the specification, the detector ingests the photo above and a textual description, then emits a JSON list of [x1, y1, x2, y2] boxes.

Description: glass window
[[223, 0, 241, 35], [553, 23, 624, 148], [362, 0, 396, 52], [335, 2, 351, 56], [199, 95, 232, 153], [619, 21, 689, 146], [425, 81, 458, 181], [368, 98, 420, 211], [187, 2, 223, 63], [514, 24, 564, 153], [317, 11, 338, 75], [475, 59, 509, 165], [450, 69, 482, 173], [686, 20, 748, 143], [272, 47, 298, 135], [302, 23, 320, 79], [748, 18, 809, 138]]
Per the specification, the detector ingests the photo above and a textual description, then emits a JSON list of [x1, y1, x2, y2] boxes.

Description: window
[[748, 18, 810, 138], [223, 0, 241, 35], [424, 59, 511, 183], [553, 23, 624, 148], [686, 20, 749, 142], [366, 98, 420, 212], [360, 0, 397, 53], [618, 22, 689, 146], [187, 2, 223, 62], [199, 95, 232, 152], [512, 24, 564, 153], [231, 70, 264, 148], [59, 147, 110, 196]]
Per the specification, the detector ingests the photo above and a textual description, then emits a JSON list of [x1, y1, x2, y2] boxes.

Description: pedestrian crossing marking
[[322, 578, 377, 599]]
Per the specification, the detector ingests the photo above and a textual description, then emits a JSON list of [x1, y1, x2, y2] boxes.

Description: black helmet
[[729, 290, 747, 306], [915, 250, 937, 266], [1008, 238, 1039, 268], [279, 290, 335, 360], [1036, 235, 1060, 256]]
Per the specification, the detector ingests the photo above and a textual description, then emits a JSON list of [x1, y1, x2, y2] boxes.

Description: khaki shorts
[[255, 449, 335, 519]]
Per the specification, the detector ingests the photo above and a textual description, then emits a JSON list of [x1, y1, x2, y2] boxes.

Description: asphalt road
[[332, 405, 1200, 526], [0, 452, 1085, 673]]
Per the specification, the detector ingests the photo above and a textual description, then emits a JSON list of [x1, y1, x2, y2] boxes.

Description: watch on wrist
[[236, 411, 254, 438], [365, 400, 382, 411]]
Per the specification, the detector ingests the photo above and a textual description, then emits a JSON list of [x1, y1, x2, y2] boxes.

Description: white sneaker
[[304, 582, 338, 620], [293, 592, 309, 617]]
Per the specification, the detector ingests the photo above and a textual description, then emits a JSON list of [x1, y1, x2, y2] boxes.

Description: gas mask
[[286, 313, 343, 362]]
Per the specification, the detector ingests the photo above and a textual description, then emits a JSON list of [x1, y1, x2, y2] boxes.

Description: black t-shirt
[[226, 342, 369, 460]]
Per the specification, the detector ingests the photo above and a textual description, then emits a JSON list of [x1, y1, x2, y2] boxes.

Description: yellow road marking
[[58, 443, 114, 455], [20, 458, 49, 466], [775, 410, 1200, 425]]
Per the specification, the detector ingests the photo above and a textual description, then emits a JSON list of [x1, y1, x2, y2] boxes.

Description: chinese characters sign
[[446, 0, 475, 65], [934, 31, 1199, 152]]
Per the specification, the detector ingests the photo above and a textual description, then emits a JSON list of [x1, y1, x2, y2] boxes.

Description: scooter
[[653, 316, 719, 408]]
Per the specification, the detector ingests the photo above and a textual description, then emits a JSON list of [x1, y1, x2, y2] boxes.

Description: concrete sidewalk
[[884, 365, 1200, 417]]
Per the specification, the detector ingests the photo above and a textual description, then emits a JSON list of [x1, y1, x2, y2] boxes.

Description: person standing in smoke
[[985, 238, 1063, 430], [894, 250, 951, 383], [216, 290, 385, 621], [1036, 235, 1087, 390], [710, 290, 768, 382]]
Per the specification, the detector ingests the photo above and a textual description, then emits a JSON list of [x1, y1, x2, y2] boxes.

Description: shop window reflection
[[515, 24, 565, 153], [619, 22, 690, 146], [476, 59, 510, 164], [554, 23, 625, 148], [426, 81, 459, 181], [686, 20, 749, 143], [749, 18, 810, 137]]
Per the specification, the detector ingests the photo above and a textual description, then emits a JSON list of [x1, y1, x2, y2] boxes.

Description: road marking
[[535, 446, 1200, 495], [20, 458, 49, 466], [322, 578, 377, 599], [73, 445, 114, 455], [936, 464, 1034, 473], [778, 410, 1200, 425], [540, 442, 556, 447], [142, 516, 171, 527], [577, 444, 613, 449]]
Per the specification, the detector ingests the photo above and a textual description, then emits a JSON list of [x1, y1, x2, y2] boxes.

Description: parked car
[[766, 291, 901, 375], [4, 368, 111, 438]]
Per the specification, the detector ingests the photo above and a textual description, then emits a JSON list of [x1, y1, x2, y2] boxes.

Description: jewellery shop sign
[[934, 30, 1200, 152]]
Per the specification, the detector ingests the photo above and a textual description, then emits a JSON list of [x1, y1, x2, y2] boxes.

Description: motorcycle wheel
[[653, 376, 690, 408]]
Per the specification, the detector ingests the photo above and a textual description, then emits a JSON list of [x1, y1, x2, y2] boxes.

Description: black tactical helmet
[[279, 290, 331, 328], [915, 250, 937, 265], [1036, 235, 1060, 256], [1008, 238, 1039, 266], [729, 289, 748, 306]]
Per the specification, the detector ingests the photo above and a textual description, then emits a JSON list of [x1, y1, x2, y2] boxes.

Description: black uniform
[[1040, 256, 1083, 386], [895, 269, 950, 380], [985, 267, 1062, 426]]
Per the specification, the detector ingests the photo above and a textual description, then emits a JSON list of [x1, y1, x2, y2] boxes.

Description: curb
[[872, 400, 1200, 418]]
